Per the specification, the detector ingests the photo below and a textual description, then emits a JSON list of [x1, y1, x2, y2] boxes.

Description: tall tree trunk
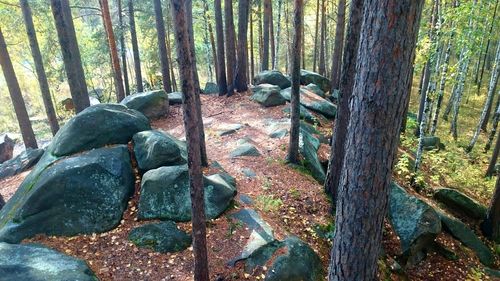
[[129, 0, 143, 93], [287, 0, 303, 164], [224, 0, 237, 94], [284, 0, 290, 73], [486, 128, 500, 177], [486, 101, 500, 152], [214, 0, 227, 95], [477, 0, 498, 96], [250, 6, 255, 79], [50, 0, 90, 113], [202, 0, 214, 82], [262, 0, 271, 71], [234, 0, 250, 92], [154, 0, 173, 95], [324, 0, 363, 199], [203, 0, 218, 83], [329, 0, 345, 90], [450, 47, 471, 140], [313, 0, 320, 72], [170, 1, 209, 279], [467, 41, 500, 152], [274, 0, 282, 70], [270, 1, 276, 69], [0, 28, 38, 149], [318, 0, 326, 75], [482, 174, 500, 242], [328, 0, 424, 279], [100, 0, 126, 102], [166, 5, 177, 91], [301, 5, 305, 70], [117, 0, 130, 97], [20, 0, 59, 136], [258, 0, 263, 71], [430, 39, 452, 136]]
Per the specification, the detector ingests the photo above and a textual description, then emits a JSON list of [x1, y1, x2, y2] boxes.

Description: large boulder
[[253, 70, 291, 89], [304, 83, 325, 98], [230, 139, 261, 158], [438, 213, 494, 267], [0, 135, 14, 164], [388, 183, 442, 266], [0, 242, 96, 281], [48, 104, 150, 157], [300, 70, 331, 93], [121, 90, 169, 119], [203, 82, 219, 94], [422, 136, 443, 151], [434, 188, 487, 220], [133, 130, 185, 171], [128, 221, 192, 253], [0, 146, 134, 243], [283, 105, 319, 124], [244, 236, 324, 281], [138, 165, 236, 222], [0, 148, 44, 180], [251, 84, 286, 107], [167, 92, 183, 105], [281, 87, 337, 119], [299, 124, 326, 184]]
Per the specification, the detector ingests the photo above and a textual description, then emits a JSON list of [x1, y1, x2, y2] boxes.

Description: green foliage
[[255, 194, 283, 213]]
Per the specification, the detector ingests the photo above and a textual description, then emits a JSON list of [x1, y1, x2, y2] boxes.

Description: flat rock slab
[[266, 119, 290, 139], [281, 86, 337, 119], [121, 90, 169, 119], [133, 130, 185, 171], [129, 221, 192, 253], [299, 124, 326, 184], [214, 123, 243, 136], [0, 148, 44, 180], [167, 92, 183, 105], [434, 188, 487, 220], [0, 242, 96, 281], [230, 139, 261, 158]]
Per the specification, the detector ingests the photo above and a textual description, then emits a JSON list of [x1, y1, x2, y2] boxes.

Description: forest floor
[[0, 92, 498, 280]]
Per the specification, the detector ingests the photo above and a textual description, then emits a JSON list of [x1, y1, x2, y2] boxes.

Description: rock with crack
[[434, 188, 487, 220], [304, 83, 325, 98], [120, 90, 169, 119], [300, 69, 331, 93], [244, 236, 324, 281], [230, 139, 261, 158], [0, 134, 14, 164], [438, 212, 494, 267], [138, 165, 237, 222], [167, 92, 183, 105], [388, 182, 442, 267], [209, 161, 237, 187], [0, 242, 97, 281], [266, 119, 290, 139], [128, 221, 192, 253], [0, 148, 44, 180], [299, 124, 326, 184], [281, 86, 337, 119], [253, 70, 291, 89], [251, 84, 286, 107], [133, 130, 186, 171], [0, 146, 134, 243], [48, 104, 150, 157]]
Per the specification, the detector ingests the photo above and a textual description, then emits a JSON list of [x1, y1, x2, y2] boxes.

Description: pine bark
[[324, 0, 363, 199], [274, 0, 282, 70], [313, 0, 320, 72], [328, 0, 424, 279], [50, 0, 90, 113], [117, 0, 130, 97], [214, 0, 227, 95], [129, 0, 143, 93], [100, 0, 126, 102], [154, 0, 173, 94], [330, 0, 345, 90], [250, 7, 255, 79], [234, 0, 250, 92], [0, 27, 38, 149], [318, 0, 326, 76], [20, 0, 59, 135], [170, 1, 209, 279], [224, 0, 237, 94], [262, 0, 271, 71]]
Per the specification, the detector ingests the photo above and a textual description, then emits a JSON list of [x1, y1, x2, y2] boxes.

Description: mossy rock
[[128, 221, 192, 253]]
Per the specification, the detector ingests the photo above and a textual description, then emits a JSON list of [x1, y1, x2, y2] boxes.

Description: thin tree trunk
[[258, 0, 263, 71], [0, 27, 38, 149], [270, 1, 276, 69], [284, 0, 290, 73], [328, 0, 424, 279], [203, 0, 218, 83], [250, 6, 255, 79], [234, 0, 250, 92], [202, 0, 214, 82], [301, 5, 305, 70], [482, 174, 500, 242], [262, 0, 271, 71], [430, 39, 452, 136], [117, 0, 130, 97], [224, 0, 237, 94], [313, 0, 320, 72], [50, 0, 90, 113], [20, 0, 59, 135], [467, 41, 500, 152], [450, 47, 471, 140], [329, 0, 345, 90], [318, 0, 326, 76], [154, 0, 173, 95], [324, 0, 363, 199], [215, 0, 227, 95], [486, 128, 500, 177], [477, 0, 498, 96], [486, 101, 500, 152], [100, 0, 126, 102], [170, 1, 209, 279], [274, 0, 282, 70], [287, 0, 303, 164], [166, 5, 177, 91], [129, 0, 143, 93]]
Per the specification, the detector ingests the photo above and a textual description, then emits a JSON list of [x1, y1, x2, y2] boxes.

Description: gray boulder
[[168, 92, 183, 105], [0, 148, 44, 180], [299, 124, 326, 184], [204, 82, 219, 94], [439, 213, 494, 267], [281, 87, 337, 119], [121, 90, 169, 119], [304, 83, 325, 98], [253, 70, 291, 89], [133, 130, 185, 171], [283, 105, 319, 124], [48, 104, 150, 157], [0, 146, 134, 243], [138, 165, 236, 222], [434, 188, 487, 220], [300, 70, 331, 93], [388, 183, 441, 266], [0, 135, 14, 164], [230, 139, 261, 157], [422, 136, 443, 150], [128, 221, 192, 253], [0, 242, 96, 281], [251, 84, 286, 107], [245, 236, 324, 281]]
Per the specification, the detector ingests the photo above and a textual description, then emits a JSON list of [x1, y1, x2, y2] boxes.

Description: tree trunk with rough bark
[[129, 0, 143, 93], [20, 0, 59, 135], [329, 0, 345, 91], [154, 0, 173, 95], [328, 0, 424, 279], [0, 27, 38, 149], [234, 0, 250, 92], [487, 128, 500, 177], [318, 0, 326, 76], [313, 0, 320, 72], [215, 0, 227, 95], [224, 0, 237, 94], [482, 174, 500, 242], [262, 0, 271, 71], [486, 101, 500, 152], [170, 1, 209, 279]]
